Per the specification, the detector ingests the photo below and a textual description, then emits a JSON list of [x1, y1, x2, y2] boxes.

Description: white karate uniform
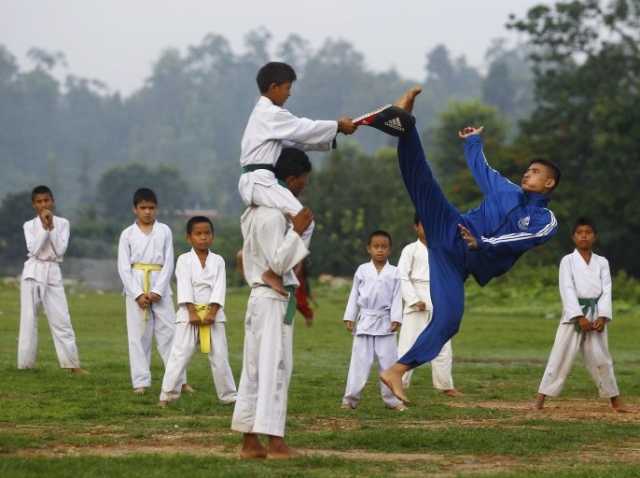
[[538, 249, 619, 398], [231, 206, 308, 437], [160, 249, 237, 403], [342, 261, 403, 409], [18, 216, 81, 369], [117, 221, 182, 389], [397, 240, 454, 390], [238, 96, 337, 244]]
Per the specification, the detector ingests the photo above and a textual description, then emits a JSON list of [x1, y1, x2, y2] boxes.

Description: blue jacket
[[461, 135, 558, 286]]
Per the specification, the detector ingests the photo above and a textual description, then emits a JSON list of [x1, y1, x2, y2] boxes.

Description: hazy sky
[[1, 0, 544, 95]]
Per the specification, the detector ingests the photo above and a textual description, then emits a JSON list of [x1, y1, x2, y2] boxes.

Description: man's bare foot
[[532, 393, 546, 410], [158, 400, 169, 408], [611, 396, 630, 413], [181, 384, 195, 394], [70, 368, 89, 375], [262, 269, 287, 297], [133, 387, 146, 395], [267, 436, 299, 459], [240, 433, 267, 459], [380, 364, 411, 404], [442, 389, 463, 398], [393, 87, 422, 113]]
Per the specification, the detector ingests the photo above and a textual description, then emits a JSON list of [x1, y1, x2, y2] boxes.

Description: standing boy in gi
[[18, 185, 85, 374], [535, 217, 625, 412], [159, 216, 237, 406], [341, 230, 405, 411], [117, 188, 188, 394]]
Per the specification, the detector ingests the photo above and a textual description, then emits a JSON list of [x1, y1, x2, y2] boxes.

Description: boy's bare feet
[[532, 393, 546, 410], [340, 402, 355, 410], [393, 87, 422, 113], [133, 387, 146, 395], [442, 389, 463, 398], [158, 400, 169, 408], [267, 436, 299, 459], [611, 396, 630, 413], [181, 383, 195, 394], [388, 403, 408, 411], [70, 368, 89, 375], [380, 364, 411, 404], [262, 269, 288, 297], [240, 433, 267, 459]]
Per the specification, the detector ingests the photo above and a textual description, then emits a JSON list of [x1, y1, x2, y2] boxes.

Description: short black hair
[[133, 188, 158, 206], [256, 62, 297, 94], [275, 148, 312, 180], [529, 158, 561, 191], [31, 185, 53, 201], [572, 216, 597, 235], [186, 216, 214, 235], [368, 230, 392, 246], [414, 212, 421, 226]]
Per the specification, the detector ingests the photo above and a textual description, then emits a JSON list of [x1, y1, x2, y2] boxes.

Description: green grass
[[0, 278, 639, 477]]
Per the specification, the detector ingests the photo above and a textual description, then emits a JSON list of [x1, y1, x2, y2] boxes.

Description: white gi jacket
[[397, 240, 432, 313], [22, 216, 69, 285]]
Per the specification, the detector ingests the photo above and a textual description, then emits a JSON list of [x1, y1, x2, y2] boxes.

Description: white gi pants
[[231, 295, 293, 437], [343, 334, 402, 408], [125, 295, 183, 389], [397, 309, 454, 390], [250, 182, 314, 246], [160, 321, 237, 403], [538, 323, 619, 398], [18, 279, 80, 369]]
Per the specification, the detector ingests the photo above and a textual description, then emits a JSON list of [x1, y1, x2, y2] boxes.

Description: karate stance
[[535, 217, 625, 412], [397, 214, 458, 395], [371, 88, 560, 404], [117, 188, 188, 394], [341, 230, 405, 411], [231, 148, 312, 459], [17, 185, 85, 374], [159, 216, 237, 406]]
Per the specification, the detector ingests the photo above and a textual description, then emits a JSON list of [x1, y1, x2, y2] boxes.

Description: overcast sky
[[1, 0, 544, 95]]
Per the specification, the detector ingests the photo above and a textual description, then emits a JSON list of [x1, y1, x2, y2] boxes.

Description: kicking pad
[[353, 105, 415, 137]]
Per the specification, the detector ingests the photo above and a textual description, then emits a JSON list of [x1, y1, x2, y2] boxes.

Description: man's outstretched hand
[[458, 126, 484, 139], [458, 224, 478, 250]]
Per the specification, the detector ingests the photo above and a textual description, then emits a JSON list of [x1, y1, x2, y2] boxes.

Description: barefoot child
[[17, 185, 85, 374], [341, 230, 405, 411], [159, 216, 237, 406], [397, 213, 458, 396], [535, 217, 624, 411], [363, 88, 560, 403], [239, 61, 357, 294], [117, 188, 188, 394]]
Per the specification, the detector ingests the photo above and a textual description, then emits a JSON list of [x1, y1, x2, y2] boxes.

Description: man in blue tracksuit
[[377, 88, 560, 403]]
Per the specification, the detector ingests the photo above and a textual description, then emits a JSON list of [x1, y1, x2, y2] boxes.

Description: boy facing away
[[17, 185, 85, 374], [239, 61, 357, 294], [342, 230, 405, 411], [397, 214, 458, 396], [535, 217, 626, 412], [159, 216, 237, 407], [117, 188, 188, 394], [371, 88, 560, 404]]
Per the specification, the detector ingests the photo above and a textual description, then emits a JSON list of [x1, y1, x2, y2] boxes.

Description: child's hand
[[458, 224, 478, 250], [578, 317, 592, 332], [203, 309, 217, 325], [458, 126, 484, 139], [290, 208, 314, 236], [135, 294, 150, 309], [390, 322, 401, 333], [40, 209, 54, 230], [415, 301, 427, 311], [188, 310, 202, 325], [592, 317, 607, 332], [148, 292, 162, 303], [337, 117, 358, 135], [345, 321, 354, 332]]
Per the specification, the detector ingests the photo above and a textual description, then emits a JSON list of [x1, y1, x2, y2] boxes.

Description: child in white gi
[[342, 230, 405, 411], [117, 188, 189, 394], [397, 214, 459, 396], [159, 216, 237, 406], [535, 217, 625, 412], [17, 185, 85, 374], [240, 61, 356, 294]]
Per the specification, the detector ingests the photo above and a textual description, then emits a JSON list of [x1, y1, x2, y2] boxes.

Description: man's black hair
[[275, 148, 312, 181], [186, 216, 214, 235], [529, 158, 561, 191], [31, 185, 53, 201], [256, 62, 297, 94], [572, 216, 597, 235], [368, 230, 393, 246], [133, 188, 158, 206]]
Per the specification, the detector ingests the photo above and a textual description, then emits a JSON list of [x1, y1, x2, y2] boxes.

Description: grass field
[[1, 274, 639, 477]]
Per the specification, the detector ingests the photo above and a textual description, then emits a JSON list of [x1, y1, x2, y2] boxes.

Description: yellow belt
[[194, 304, 212, 354], [132, 263, 162, 321]]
